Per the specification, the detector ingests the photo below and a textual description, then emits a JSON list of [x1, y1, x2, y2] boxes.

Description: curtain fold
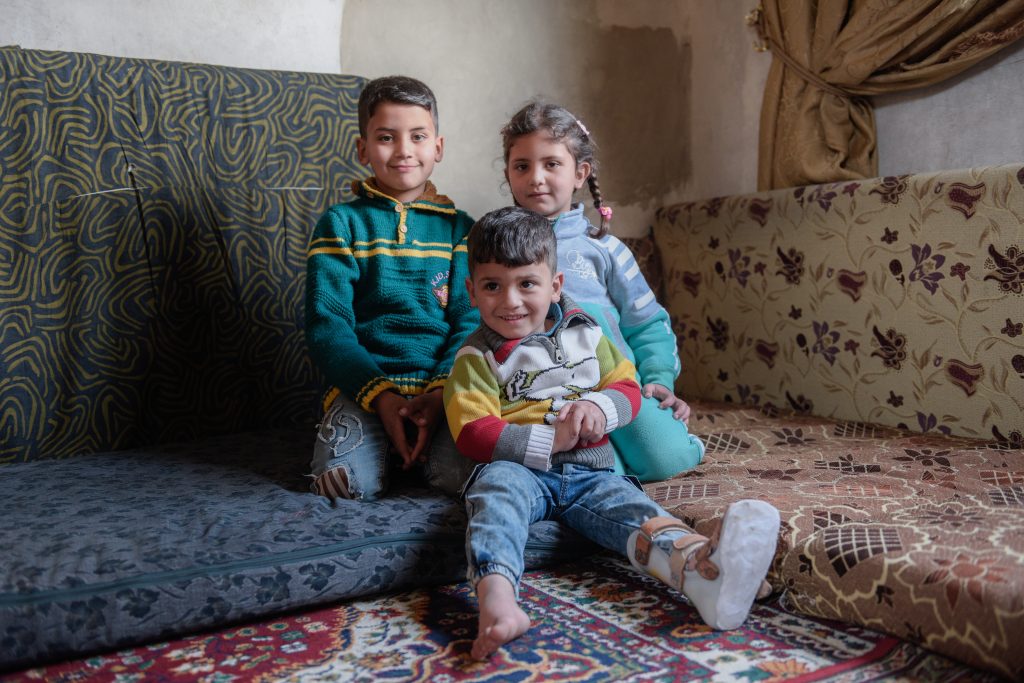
[[756, 0, 1024, 190]]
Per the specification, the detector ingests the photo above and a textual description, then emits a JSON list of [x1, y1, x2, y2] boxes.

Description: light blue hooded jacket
[[551, 204, 680, 389]]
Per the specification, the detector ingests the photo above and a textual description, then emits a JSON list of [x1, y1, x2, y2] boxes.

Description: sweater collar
[[550, 203, 591, 238], [482, 295, 596, 363], [351, 177, 457, 214]]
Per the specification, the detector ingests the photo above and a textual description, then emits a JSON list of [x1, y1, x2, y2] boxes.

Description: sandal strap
[[668, 534, 719, 588], [689, 518, 723, 581], [640, 517, 692, 538], [634, 517, 693, 567]]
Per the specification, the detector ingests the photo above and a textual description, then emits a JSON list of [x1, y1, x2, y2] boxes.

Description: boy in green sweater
[[305, 75, 478, 501]]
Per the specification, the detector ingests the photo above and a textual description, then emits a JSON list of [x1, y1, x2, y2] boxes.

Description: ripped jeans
[[309, 392, 476, 500]]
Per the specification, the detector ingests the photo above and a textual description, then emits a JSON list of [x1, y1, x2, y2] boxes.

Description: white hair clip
[[575, 119, 590, 137]]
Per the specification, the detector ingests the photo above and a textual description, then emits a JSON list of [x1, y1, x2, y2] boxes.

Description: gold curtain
[[756, 0, 1024, 190]]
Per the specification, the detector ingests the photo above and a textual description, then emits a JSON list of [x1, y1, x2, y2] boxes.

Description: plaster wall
[[341, 0, 767, 237], [874, 39, 1024, 177], [3, 0, 344, 73]]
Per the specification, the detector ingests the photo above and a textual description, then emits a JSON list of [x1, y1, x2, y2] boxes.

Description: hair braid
[[587, 174, 610, 238]]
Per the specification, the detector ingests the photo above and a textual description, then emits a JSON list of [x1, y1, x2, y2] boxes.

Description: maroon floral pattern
[[945, 181, 986, 218], [984, 244, 1024, 295], [748, 197, 772, 226], [645, 400, 1024, 680], [653, 164, 1024, 440], [869, 175, 910, 204]]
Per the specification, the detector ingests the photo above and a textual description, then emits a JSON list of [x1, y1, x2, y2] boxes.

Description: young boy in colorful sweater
[[306, 75, 478, 501], [443, 206, 781, 660]]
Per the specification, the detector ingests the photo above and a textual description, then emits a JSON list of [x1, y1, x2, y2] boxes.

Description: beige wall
[[4, 0, 344, 73], [341, 0, 768, 236]]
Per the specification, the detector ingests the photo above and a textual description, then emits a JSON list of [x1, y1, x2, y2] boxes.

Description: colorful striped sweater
[[305, 178, 479, 412], [443, 297, 641, 471]]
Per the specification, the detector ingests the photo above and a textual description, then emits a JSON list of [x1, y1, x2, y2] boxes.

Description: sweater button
[[399, 225, 407, 233], [394, 204, 404, 212]]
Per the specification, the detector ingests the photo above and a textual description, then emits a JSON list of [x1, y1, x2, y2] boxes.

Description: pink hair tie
[[598, 205, 613, 219]]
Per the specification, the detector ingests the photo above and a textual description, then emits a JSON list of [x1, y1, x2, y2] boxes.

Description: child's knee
[[649, 435, 704, 480], [622, 405, 706, 480], [310, 402, 390, 499]]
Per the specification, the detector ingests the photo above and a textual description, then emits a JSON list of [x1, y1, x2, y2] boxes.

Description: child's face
[[357, 102, 444, 203], [467, 261, 564, 339], [506, 131, 590, 219]]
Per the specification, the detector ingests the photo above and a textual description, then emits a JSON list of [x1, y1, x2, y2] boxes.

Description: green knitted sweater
[[305, 178, 479, 412]]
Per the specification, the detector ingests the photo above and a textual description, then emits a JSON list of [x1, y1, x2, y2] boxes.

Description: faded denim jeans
[[310, 392, 476, 500], [463, 460, 687, 593]]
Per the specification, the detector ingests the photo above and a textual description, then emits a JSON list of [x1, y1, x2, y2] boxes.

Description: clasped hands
[[552, 400, 606, 454], [372, 389, 444, 469]]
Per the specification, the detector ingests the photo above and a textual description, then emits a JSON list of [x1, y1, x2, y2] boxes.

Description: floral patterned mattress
[[0, 429, 589, 672], [647, 400, 1023, 679]]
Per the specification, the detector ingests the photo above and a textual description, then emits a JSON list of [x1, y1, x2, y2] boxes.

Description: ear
[[356, 137, 369, 166], [465, 275, 476, 307], [551, 271, 564, 302], [434, 135, 445, 163], [574, 160, 591, 190]]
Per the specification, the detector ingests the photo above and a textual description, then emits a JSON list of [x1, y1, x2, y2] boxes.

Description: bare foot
[[472, 574, 531, 660]]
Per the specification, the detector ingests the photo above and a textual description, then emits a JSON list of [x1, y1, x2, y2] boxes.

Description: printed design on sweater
[[565, 249, 598, 281], [504, 354, 601, 424], [430, 271, 450, 309]]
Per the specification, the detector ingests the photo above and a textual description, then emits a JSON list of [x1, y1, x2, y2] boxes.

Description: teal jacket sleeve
[[430, 211, 481, 382]]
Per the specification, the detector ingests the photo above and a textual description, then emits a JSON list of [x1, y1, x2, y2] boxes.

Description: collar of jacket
[[550, 202, 591, 238], [481, 295, 596, 362], [351, 177, 457, 214]]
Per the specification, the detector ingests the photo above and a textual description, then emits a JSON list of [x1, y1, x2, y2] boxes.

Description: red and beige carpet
[[4, 554, 998, 682]]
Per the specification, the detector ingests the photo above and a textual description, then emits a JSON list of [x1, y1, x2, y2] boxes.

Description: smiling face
[[467, 261, 563, 340], [357, 102, 444, 203], [505, 131, 591, 219]]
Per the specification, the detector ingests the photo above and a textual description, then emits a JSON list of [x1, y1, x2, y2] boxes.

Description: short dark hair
[[357, 75, 439, 136], [468, 206, 557, 274]]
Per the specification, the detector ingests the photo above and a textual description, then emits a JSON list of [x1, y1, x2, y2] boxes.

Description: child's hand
[[552, 416, 580, 454], [556, 401, 606, 447], [399, 390, 444, 467], [373, 391, 416, 466], [642, 383, 691, 423]]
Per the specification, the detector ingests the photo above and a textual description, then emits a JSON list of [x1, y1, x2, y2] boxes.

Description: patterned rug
[[4, 554, 998, 682]]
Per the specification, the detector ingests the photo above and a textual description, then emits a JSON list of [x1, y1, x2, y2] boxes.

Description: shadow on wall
[[579, 25, 691, 209]]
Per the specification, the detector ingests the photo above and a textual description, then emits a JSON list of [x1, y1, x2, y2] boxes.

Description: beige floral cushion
[[645, 400, 1024, 679], [653, 165, 1024, 442]]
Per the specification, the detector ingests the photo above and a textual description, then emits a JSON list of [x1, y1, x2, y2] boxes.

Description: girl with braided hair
[[500, 101, 704, 482]]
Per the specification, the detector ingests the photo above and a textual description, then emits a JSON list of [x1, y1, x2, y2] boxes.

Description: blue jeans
[[463, 460, 688, 592], [310, 393, 475, 500]]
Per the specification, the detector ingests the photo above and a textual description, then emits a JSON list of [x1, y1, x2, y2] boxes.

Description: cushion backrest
[[654, 165, 1024, 443], [0, 47, 366, 462]]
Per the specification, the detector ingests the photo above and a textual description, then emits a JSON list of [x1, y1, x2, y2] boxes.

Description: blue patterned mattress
[[0, 429, 589, 671]]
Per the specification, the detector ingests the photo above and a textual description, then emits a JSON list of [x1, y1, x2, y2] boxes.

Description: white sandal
[[627, 499, 780, 630]]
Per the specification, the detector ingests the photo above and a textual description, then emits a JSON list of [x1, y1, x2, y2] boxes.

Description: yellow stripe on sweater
[[445, 386, 501, 442], [308, 246, 455, 259], [309, 236, 464, 255], [602, 356, 636, 382]]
